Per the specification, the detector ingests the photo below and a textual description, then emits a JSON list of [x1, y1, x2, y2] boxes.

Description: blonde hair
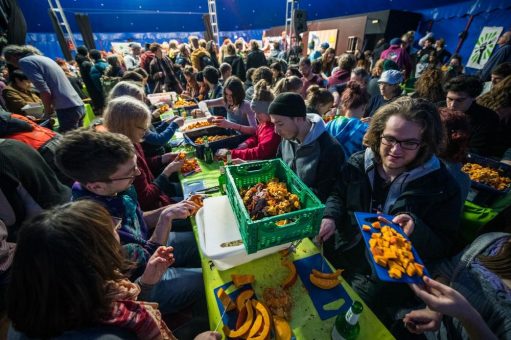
[[253, 79, 274, 102], [103, 96, 151, 143], [273, 76, 302, 95], [107, 81, 145, 102]]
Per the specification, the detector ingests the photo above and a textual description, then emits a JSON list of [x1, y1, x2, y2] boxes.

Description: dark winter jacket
[[277, 113, 345, 204], [324, 148, 462, 262], [223, 55, 246, 82], [246, 49, 267, 70]]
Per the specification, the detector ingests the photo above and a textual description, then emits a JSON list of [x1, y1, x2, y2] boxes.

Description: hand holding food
[[162, 158, 184, 176]]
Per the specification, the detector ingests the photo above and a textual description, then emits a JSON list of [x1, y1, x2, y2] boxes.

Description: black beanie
[[268, 92, 306, 118]]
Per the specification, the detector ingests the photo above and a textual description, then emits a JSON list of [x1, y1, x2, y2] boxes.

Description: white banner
[[467, 26, 504, 69]]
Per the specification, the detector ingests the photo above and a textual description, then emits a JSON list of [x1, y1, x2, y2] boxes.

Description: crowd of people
[[0, 28, 510, 339]]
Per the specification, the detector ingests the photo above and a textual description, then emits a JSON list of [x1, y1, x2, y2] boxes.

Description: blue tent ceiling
[[19, 0, 473, 33]]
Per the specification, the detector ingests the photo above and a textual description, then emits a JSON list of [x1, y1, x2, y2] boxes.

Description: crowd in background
[[0, 27, 510, 339]]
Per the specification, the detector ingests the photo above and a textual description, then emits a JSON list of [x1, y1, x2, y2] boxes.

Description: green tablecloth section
[[83, 103, 96, 127], [51, 103, 96, 130], [178, 155, 394, 339]]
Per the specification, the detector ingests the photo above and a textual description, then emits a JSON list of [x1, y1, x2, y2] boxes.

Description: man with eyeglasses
[[320, 97, 462, 327], [55, 129, 207, 321], [444, 75, 501, 157]]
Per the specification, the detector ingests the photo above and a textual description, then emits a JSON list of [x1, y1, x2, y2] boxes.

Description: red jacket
[[230, 122, 281, 160], [133, 143, 172, 211]]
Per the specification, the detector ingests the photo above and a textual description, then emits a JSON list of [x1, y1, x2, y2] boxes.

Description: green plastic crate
[[225, 159, 325, 254]]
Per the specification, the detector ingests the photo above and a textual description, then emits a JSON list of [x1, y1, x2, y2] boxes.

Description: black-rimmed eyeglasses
[[380, 135, 421, 150]]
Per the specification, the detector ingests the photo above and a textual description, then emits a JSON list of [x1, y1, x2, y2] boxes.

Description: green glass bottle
[[203, 136, 213, 164], [331, 301, 363, 340], [218, 151, 232, 194]]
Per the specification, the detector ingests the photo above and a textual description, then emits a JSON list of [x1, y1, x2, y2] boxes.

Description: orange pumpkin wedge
[[309, 273, 339, 289], [248, 309, 263, 338], [223, 300, 254, 338], [236, 289, 255, 311], [247, 300, 271, 340], [311, 268, 344, 280], [216, 287, 236, 312], [231, 274, 255, 288], [281, 260, 297, 289], [236, 304, 247, 330], [273, 316, 292, 340]]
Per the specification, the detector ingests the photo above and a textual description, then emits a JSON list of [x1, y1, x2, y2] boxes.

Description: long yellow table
[[179, 156, 394, 339]]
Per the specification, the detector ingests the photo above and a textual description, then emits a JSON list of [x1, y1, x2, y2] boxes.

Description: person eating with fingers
[[321, 97, 462, 328], [55, 129, 206, 318]]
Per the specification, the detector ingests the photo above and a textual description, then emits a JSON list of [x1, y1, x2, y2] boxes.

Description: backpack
[[100, 75, 121, 97], [199, 55, 213, 70]]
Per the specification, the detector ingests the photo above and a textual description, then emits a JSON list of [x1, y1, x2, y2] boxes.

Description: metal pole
[[48, 0, 77, 52]]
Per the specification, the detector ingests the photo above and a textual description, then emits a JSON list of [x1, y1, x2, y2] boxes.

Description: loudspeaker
[[293, 10, 307, 35]]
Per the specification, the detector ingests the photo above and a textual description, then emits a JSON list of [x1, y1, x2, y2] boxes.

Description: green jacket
[[324, 148, 462, 262]]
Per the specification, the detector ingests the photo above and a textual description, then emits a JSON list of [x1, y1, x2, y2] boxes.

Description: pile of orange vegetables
[[364, 222, 424, 279]]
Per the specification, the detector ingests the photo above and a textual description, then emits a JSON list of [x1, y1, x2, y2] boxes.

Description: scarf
[[101, 279, 177, 340]]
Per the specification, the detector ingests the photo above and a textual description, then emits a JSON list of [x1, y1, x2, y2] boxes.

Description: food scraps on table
[[240, 178, 301, 220]]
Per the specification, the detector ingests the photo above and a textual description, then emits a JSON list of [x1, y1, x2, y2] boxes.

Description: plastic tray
[[183, 126, 245, 160], [354, 212, 429, 284], [195, 196, 290, 270], [225, 159, 324, 254], [180, 118, 215, 133], [464, 153, 511, 195], [147, 92, 176, 105]]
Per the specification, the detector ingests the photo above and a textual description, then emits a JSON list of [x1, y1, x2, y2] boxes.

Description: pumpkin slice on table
[[236, 289, 255, 311], [273, 316, 292, 340], [247, 300, 271, 340], [216, 287, 236, 312], [223, 300, 254, 338], [248, 308, 264, 338], [281, 259, 297, 289], [236, 304, 248, 330], [309, 273, 339, 289], [311, 268, 344, 280], [231, 274, 255, 288]]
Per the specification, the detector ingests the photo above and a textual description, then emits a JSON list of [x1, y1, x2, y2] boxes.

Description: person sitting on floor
[[103, 96, 185, 210], [326, 80, 370, 159], [269, 92, 345, 204], [1, 69, 42, 115], [199, 76, 257, 135], [0, 109, 71, 185], [215, 80, 281, 161], [365, 69, 403, 118], [321, 97, 462, 329], [54, 129, 205, 317], [305, 85, 334, 118], [444, 75, 500, 157], [405, 232, 511, 339], [7, 200, 217, 339], [107, 81, 184, 157], [273, 76, 303, 96]]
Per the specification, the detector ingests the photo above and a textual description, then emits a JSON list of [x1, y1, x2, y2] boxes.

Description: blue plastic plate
[[354, 212, 429, 283]]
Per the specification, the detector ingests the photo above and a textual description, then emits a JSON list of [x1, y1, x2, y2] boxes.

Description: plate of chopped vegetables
[[355, 212, 429, 283]]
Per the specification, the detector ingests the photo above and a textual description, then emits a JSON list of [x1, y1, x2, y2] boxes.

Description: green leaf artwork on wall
[[467, 27, 503, 69], [470, 31, 497, 65]]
